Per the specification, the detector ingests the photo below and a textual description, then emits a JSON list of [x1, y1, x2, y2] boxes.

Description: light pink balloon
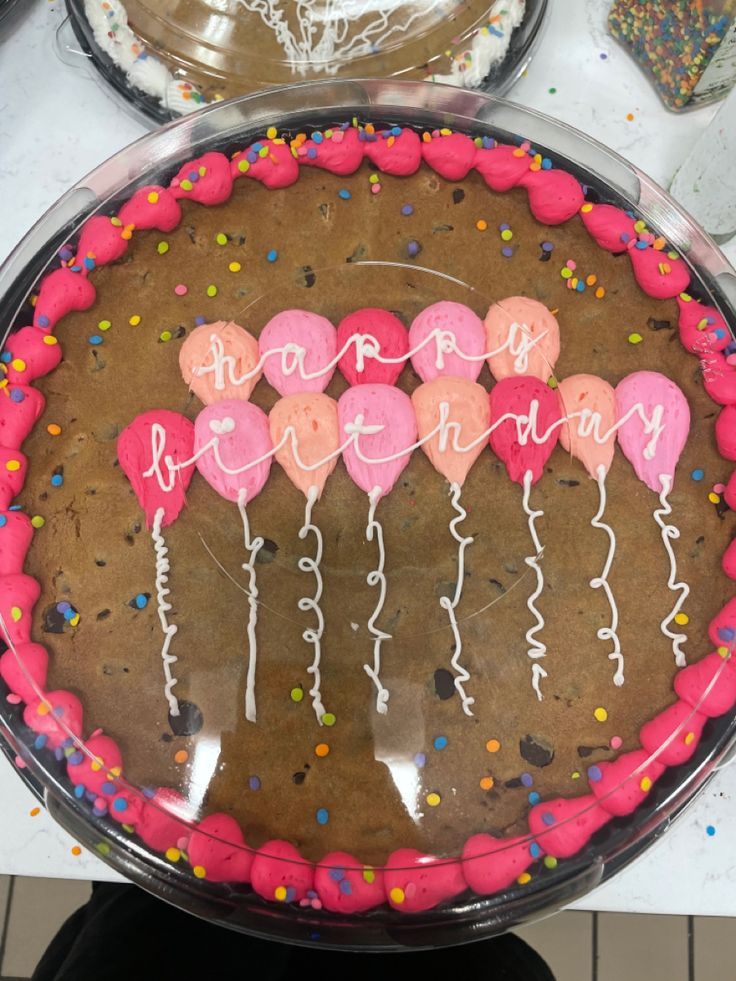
[[485, 297, 560, 383], [194, 400, 272, 503], [615, 371, 690, 494], [259, 310, 337, 395], [557, 374, 617, 479], [338, 384, 417, 499], [269, 393, 339, 499], [412, 377, 490, 487], [408, 301, 485, 383]]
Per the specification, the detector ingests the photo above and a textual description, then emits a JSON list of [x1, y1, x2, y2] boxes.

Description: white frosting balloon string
[[237, 489, 265, 723], [439, 482, 475, 716], [653, 473, 690, 668], [589, 464, 624, 686], [521, 470, 548, 701], [364, 486, 391, 715], [151, 506, 180, 717], [297, 485, 328, 724]]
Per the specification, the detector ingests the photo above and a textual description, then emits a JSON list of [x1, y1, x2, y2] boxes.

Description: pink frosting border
[[1, 120, 736, 915]]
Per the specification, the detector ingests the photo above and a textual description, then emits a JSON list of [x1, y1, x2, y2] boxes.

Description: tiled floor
[[0, 875, 734, 979]]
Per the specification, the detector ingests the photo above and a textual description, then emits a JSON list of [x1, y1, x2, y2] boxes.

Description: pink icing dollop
[[579, 203, 637, 253], [473, 144, 530, 192], [364, 127, 422, 176], [0, 384, 45, 449], [715, 405, 736, 459], [527, 795, 610, 858], [421, 132, 477, 181], [677, 296, 732, 354], [708, 596, 736, 649], [675, 651, 736, 717], [628, 245, 690, 299], [117, 186, 181, 232], [0, 642, 48, 704], [520, 169, 585, 225], [231, 140, 299, 189], [170, 152, 233, 206], [118, 410, 196, 529], [615, 371, 690, 494], [702, 352, 736, 406], [4, 328, 62, 384], [259, 310, 337, 396], [0, 447, 27, 508], [67, 732, 124, 797], [186, 813, 254, 883], [33, 268, 95, 333], [134, 789, 194, 852], [409, 301, 485, 383], [296, 128, 365, 175], [639, 700, 707, 766], [461, 834, 534, 894], [383, 849, 466, 913], [338, 384, 417, 499], [0, 511, 33, 575], [489, 375, 561, 485], [194, 400, 272, 504], [726, 469, 736, 510], [74, 215, 129, 269], [250, 840, 314, 904], [337, 308, 409, 387], [314, 852, 386, 913], [0, 573, 40, 646], [588, 749, 665, 817], [23, 689, 83, 750]]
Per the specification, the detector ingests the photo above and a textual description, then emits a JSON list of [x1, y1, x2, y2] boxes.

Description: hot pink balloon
[[180, 321, 261, 404], [118, 410, 195, 528], [194, 400, 272, 503], [269, 393, 340, 499], [485, 297, 560, 383], [557, 374, 617, 479], [489, 376, 562, 485], [259, 310, 337, 395], [412, 378, 490, 487], [615, 371, 690, 494], [338, 384, 417, 499], [337, 308, 409, 386], [409, 301, 485, 383]]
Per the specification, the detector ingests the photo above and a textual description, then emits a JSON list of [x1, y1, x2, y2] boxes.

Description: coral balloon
[[337, 308, 409, 387], [194, 400, 272, 503], [485, 297, 560, 383], [180, 321, 261, 404], [269, 393, 340, 499], [489, 376, 562, 485], [412, 377, 490, 487], [118, 410, 195, 528], [557, 374, 617, 479], [615, 371, 690, 494], [409, 301, 485, 383], [259, 310, 337, 395], [338, 384, 417, 499]]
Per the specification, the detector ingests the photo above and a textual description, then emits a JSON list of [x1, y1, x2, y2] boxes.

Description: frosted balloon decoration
[[484, 297, 561, 383], [489, 377, 562, 700], [408, 301, 486, 383], [259, 309, 337, 395], [615, 371, 691, 667], [118, 410, 195, 717], [557, 375, 623, 686], [338, 385, 417, 714], [179, 321, 262, 403], [193, 400, 273, 722], [412, 377, 490, 715], [269, 393, 340, 724]]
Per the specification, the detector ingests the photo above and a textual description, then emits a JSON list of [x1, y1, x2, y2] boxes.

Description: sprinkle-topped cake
[[1, 116, 736, 916]]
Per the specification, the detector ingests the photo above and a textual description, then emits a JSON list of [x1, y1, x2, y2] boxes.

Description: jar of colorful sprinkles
[[608, 0, 736, 111]]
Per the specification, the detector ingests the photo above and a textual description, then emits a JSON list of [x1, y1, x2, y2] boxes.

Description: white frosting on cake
[[427, 0, 526, 88]]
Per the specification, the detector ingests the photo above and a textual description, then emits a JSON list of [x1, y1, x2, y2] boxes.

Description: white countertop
[[0, 0, 735, 916]]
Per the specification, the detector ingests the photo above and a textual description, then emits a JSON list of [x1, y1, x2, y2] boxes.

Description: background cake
[[1, 116, 735, 919]]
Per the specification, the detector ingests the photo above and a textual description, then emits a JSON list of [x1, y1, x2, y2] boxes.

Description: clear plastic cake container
[[0, 79, 735, 949], [58, 0, 548, 126]]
